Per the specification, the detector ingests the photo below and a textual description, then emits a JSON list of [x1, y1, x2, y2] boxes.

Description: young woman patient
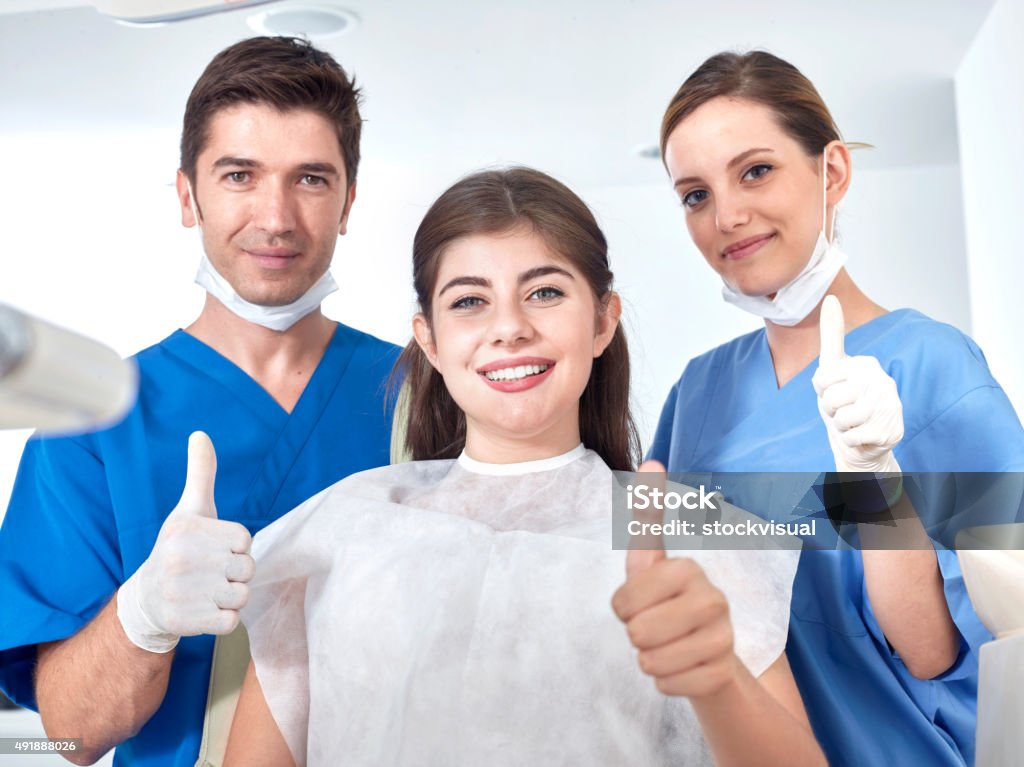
[[223, 167, 825, 766]]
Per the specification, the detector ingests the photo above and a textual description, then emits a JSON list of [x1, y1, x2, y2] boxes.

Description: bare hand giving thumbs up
[[117, 431, 255, 653], [612, 460, 739, 698]]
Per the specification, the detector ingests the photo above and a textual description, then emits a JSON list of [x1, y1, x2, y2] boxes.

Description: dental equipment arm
[[0, 304, 135, 434]]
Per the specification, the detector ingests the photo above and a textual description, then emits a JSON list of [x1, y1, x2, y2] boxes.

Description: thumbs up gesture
[[117, 432, 255, 653], [812, 296, 904, 473], [612, 461, 739, 698]]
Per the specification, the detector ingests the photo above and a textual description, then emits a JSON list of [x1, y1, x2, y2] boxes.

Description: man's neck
[[184, 294, 336, 413]]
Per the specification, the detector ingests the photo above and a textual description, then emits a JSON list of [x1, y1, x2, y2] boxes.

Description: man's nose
[[252, 179, 297, 236]]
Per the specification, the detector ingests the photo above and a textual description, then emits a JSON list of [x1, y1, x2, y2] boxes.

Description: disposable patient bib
[[187, 180, 337, 332], [242, 449, 798, 766], [721, 149, 846, 326]]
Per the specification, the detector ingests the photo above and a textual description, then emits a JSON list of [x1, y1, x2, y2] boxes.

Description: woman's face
[[413, 228, 619, 460], [663, 96, 827, 298]]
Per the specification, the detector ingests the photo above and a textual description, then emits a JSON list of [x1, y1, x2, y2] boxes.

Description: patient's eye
[[450, 295, 485, 311], [529, 286, 564, 302]]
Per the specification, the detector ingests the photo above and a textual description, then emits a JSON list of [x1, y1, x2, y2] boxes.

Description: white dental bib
[[244, 450, 797, 766]]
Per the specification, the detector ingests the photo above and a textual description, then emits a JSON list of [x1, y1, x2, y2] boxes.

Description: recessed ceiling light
[[247, 3, 358, 40]]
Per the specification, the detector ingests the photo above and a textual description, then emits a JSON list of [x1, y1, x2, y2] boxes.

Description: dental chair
[[957, 524, 1024, 766]]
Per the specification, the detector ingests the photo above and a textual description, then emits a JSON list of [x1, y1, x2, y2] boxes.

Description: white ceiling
[[0, 0, 996, 189]]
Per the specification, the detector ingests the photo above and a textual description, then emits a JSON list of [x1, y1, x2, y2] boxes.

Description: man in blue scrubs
[[0, 37, 400, 766]]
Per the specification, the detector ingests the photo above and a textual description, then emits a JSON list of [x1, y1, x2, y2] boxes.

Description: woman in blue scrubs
[[649, 51, 1024, 766]]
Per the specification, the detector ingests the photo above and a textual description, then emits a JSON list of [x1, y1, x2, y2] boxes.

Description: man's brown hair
[[180, 36, 362, 188]]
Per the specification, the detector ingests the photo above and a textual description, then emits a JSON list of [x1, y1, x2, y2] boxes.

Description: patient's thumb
[[626, 460, 668, 576]]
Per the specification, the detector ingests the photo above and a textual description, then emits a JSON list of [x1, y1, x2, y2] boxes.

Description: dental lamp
[[0, 304, 137, 433], [92, 0, 275, 25]]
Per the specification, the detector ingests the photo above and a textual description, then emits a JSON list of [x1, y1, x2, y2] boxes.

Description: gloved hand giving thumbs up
[[812, 295, 904, 473], [612, 460, 738, 698], [117, 431, 255, 653]]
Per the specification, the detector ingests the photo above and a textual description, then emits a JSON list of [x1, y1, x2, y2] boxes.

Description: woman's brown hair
[[393, 167, 640, 471], [660, 51, 842, 161]]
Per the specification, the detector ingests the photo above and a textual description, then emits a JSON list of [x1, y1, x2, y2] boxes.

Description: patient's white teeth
[[483, 363, 551, 382]]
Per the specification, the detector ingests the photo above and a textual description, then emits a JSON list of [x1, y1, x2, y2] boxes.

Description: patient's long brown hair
[[393, 167, 640, 471]]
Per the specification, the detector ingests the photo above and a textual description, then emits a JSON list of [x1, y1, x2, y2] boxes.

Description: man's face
[[176, 103, 354, 307]]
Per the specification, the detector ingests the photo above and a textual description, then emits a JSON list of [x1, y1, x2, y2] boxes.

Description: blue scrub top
[[649, 309, 1024, 767], [0, 323, 400, 766]]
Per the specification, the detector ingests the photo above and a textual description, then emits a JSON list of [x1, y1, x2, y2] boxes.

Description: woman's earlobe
[[825, 140, 853, 205], [412, 313, 440, 369], [594, 292, 623, 357]]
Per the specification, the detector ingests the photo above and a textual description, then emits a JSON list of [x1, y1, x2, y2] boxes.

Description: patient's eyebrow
[[438, 265, 575, 298], [518, 265, 574, 284], [438, 276, 490, 297]]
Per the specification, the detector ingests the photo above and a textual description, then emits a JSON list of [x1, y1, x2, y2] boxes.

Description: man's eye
[[742, 164, 773, 181], [681, 189, 708, 209], [301, 175, 327, 187], [226, 171, 249, 183]]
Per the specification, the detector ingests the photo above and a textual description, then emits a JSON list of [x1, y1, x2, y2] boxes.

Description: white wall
[[955, 0, 1024, 418]]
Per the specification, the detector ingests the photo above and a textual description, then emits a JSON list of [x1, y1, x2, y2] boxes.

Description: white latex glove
[[812, 295, 904, 473], [117, 431, 254, 653]]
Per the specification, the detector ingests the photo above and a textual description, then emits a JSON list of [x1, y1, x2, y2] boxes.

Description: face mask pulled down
[[720, 150, 846, 327], [187, 182, 338, 333]]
